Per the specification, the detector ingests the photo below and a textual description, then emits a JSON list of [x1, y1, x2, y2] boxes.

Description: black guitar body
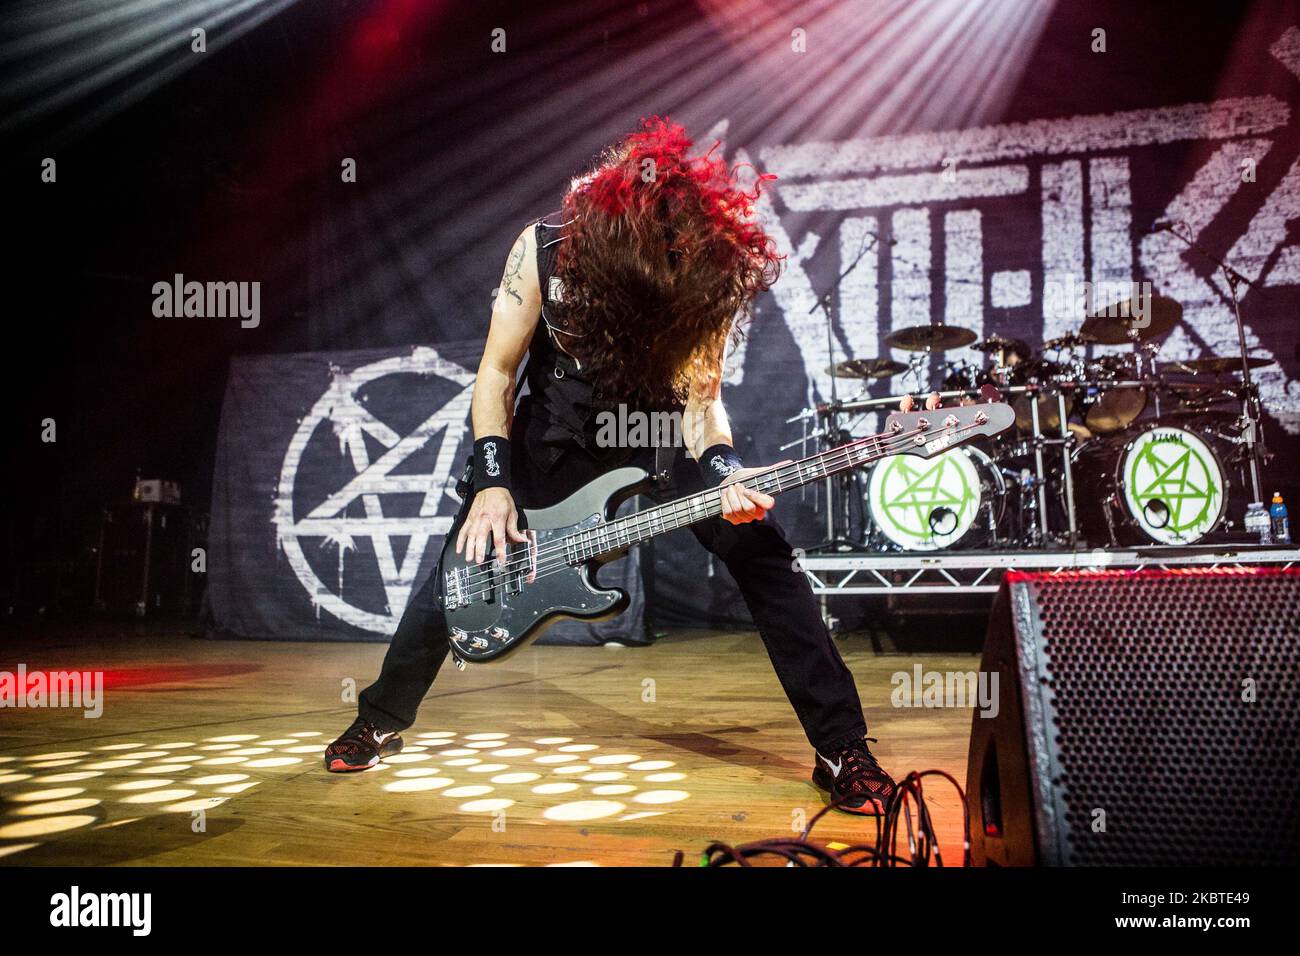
[[440, 466, 652, 663]]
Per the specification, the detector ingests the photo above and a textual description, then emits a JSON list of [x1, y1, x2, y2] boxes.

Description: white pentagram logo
[[272, 348, 475, 634]]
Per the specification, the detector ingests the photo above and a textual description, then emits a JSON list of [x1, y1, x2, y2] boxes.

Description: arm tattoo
[[500, 234, 526, 307]]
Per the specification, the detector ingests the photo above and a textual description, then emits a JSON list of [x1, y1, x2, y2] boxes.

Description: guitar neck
[[564, 431, 905, 562]]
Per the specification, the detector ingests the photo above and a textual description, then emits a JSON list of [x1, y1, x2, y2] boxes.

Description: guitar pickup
[[503, 532, 538, 596], [524, 530, 538, 584]]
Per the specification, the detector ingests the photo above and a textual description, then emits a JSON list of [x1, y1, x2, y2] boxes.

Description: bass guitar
[[440, 387, 1014, 663]]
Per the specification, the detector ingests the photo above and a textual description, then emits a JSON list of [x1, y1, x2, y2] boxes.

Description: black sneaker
[[324, 717, 404, 772], [811, 736, 896, 815]]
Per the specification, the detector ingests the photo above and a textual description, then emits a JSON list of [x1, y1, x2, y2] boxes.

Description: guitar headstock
[[881, 385, 1015, 458]]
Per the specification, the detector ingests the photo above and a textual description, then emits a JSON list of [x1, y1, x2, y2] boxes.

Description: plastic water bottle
[[1270, 492, 1291, 545], [1244, 501, 1271, 544]]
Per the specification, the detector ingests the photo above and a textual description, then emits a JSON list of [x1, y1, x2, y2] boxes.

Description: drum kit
[[792, 293, 1275, 553]]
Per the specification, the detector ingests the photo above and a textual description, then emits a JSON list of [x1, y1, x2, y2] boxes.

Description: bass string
[[453, 423, 971, 601], [456, 421, 981, 596], [457, 439, 946, 600], [455, 420, 985, 601], [454, 425, 915, 591]]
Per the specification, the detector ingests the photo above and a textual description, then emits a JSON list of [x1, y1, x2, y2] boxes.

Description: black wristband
[[698, 443, 744, 488], [473, 436, 511, 490]]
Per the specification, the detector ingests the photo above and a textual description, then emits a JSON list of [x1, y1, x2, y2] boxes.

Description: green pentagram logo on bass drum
[[1122, 427, 1224, 544], [868, 450, 980, 551]]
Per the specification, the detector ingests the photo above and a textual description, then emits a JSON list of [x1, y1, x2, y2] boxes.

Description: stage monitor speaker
[[968, 567, 1300, 866]]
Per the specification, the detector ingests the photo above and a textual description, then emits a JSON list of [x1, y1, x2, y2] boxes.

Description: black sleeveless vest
[[517, 211, 680, 475], [520, 212, 601, 451]]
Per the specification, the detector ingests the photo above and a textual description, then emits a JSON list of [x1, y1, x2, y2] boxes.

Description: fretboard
[[561, 430, 904, 563]]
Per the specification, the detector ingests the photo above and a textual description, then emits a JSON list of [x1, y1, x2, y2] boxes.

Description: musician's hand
[[898, 391, 943, 412], [456, 487, 528, 566], [719, 463, 790, 525]]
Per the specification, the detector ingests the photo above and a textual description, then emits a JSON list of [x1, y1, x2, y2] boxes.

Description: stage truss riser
[[802, 547, 1299, 595]]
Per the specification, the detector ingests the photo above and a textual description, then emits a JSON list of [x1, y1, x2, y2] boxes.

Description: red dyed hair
[[553, 116, 783, 408]]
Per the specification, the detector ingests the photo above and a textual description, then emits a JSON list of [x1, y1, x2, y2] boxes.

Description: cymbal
[[884, 324, 978, 352], [1068, 421, 1094, 441], [1043, 331, 1097, 351], [1080, 294, 1182, 344], [971, 334, 1031, 357], [1160, 356, 1275, 375], [826, 358, 908, 379]]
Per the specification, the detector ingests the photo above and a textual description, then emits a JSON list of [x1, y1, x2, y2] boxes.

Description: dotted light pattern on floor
[[0, 731, 321, 856], [0, 728, 691, 861], [386, 732, 691, 822]]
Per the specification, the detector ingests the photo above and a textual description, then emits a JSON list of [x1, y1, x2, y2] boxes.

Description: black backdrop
[[5, 0, 1300, 636], [205, 343, 646, 642]]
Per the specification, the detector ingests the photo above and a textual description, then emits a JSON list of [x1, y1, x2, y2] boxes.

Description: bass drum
[[866, 447, 1005, 551], [1071, 424, 1227, 546]]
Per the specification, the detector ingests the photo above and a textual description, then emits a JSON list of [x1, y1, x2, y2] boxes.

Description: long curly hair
[[552, 117, 783, 408]]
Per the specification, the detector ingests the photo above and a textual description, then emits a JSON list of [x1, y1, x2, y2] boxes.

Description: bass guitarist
[[325, 117, 931, 814]]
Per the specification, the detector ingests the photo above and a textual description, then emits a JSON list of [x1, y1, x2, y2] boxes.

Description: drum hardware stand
[[1006, 466, 1043, 549], [1027, 387, 1052, 546], [1100, 490, 1122, 548], [1056, 388, 1079, 547], [903, 350, 933, 394], [806, 231, 879, 558], [1138, 342, 1163, 417], [984, 498, 1002, 548], [1160, 222, 1268, 502]]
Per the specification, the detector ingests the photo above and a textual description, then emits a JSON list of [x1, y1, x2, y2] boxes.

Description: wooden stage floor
[[0, 626, 977, 866]]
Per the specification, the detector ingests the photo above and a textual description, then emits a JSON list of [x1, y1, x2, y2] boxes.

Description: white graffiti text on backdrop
[[756, 32, 1300, 435]]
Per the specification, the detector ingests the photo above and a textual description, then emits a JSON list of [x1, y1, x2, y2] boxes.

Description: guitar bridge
[[443, 566, 471, 609]]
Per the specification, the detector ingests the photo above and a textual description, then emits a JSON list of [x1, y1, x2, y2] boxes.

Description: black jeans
[[358, 433, 869, 754]]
